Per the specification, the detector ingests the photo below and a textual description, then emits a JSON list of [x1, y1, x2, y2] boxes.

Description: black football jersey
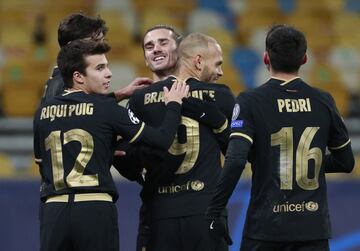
[[41, 67, 65, 105], [129, 76, 235, 218], [231, 77, 351, 241], [34, 90, 174, 202]]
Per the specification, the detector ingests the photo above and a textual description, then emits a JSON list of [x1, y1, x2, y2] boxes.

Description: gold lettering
[[191, 90, 199, 99], [49, 105, 57, 122], [40, 107, 48, 120], [157, 91, 165, 103], [299, 99, 307, 112], [277, 98, 312, 113], [306, 98, 311, 112], [296, 204, 302, 211], [150, 92, 157, 104], [291, 100, 299, 112], [289, 204, 296, 212], [55, 105, 66, 118], [75, 103, 83, 116], [285, 99, 292, 112], [86, 103, 93, 115], [278, 99, 285, 112], [69, 105, 76, 116], [174, 185, 180, 192], [208, 90, 215, 99], [144, 93, 151, 105], [273, 205, 279, 213]]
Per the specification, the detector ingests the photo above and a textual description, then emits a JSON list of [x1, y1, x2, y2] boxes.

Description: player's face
[[143, 29, 178, 73], [82, 54, 112, 94], [200, 43, 223, 83]]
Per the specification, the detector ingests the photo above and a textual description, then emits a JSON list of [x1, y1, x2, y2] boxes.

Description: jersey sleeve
[[215, 86, 236, 120], [108, 102, 146, 143], [109, 100, 182, 150], [33, 112, 42, 164], [326, 94, 351, 150], [229, 93, 255, 144]]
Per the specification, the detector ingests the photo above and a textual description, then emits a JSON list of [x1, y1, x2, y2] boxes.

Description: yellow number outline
[[271, 127, 322, 190], [168, 116, 200, 174], [45, 129, 98, 191]]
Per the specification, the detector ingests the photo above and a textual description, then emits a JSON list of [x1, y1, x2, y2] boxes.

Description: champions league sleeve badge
[[128, 109, 140, 124], [231, 103, 244, 129], [231, 103, 240, 121]]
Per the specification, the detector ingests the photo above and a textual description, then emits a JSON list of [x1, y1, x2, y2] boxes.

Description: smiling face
[[143, 28, 178, 78], [77, 54, 112, 94]]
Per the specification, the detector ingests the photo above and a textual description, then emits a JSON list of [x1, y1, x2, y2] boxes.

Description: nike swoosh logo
[[210, 220, 214, 230], [200, 113, 205, 118]]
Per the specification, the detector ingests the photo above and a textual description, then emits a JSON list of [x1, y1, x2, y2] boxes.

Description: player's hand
[[208, 217, 233, 246], [114, 77, 153, 101], [182, 94, 227, 129], [163, 80, 189, 105]]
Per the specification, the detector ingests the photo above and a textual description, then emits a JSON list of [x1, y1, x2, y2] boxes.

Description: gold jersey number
[[45, 129, 99, 191], [168, 116, 200, 174], [271, 127, 322, 190]]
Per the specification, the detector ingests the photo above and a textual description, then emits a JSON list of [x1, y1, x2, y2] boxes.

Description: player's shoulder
[[187, 78, 233, 95], [87, 93, 119, 107], [135, 76, 174, 95]]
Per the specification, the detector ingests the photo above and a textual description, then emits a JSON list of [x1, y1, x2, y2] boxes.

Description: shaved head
[[177, 32, 223, 82], [178, 33, 218, 60]]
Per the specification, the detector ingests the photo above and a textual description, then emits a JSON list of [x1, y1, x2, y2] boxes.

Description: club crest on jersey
[[231, 120, 244, 128], [232, 103, 240, 121], [128, 109, 140, 124]]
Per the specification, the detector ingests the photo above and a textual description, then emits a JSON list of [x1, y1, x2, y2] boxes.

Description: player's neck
[[153, 68, 176, 81], [68, 84, 88, 94], [270, 71, 299, 81], [176, 63, 200, 82]]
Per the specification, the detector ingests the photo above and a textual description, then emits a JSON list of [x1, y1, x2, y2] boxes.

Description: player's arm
[[206, 93, 253, 243], [182, 89, 235, 154], [112, 141, 144, 184], [215, 89, 236, 154], [115, 81, 189, 150], [206, 137, 251, 218], [324, 143, 354, 173], [182, 96, 228, 130], [138, 81, 188, 149], [323, 92, 355, 173], [206, 137, 251, 245]]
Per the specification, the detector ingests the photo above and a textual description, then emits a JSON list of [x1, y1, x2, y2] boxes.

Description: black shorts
[[40, 193, 119, 251], [148, 215, 228, 251], [240, 237, 329, 251]]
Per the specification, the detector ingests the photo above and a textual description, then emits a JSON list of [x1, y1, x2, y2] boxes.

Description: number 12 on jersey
[[271, 127, 322, 191]]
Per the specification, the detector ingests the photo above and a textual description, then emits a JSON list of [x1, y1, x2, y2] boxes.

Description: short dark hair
[[142, 24, 182, 50], [57, 40, 111, 88], [265, 24, 307, 73], [58, 12, 108, 47]]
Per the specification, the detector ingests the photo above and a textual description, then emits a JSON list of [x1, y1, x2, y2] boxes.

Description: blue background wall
[[0, 180, 359, 251]]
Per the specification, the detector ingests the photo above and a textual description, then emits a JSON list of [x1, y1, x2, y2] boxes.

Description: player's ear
[[73, 71, 84, 84], [301, 54, 307, 65], [263, 51, 270, 66], [195, 54, 203, 71]]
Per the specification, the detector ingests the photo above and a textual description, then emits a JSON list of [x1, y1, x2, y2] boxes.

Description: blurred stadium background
[[0, 0, 359, 250]]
